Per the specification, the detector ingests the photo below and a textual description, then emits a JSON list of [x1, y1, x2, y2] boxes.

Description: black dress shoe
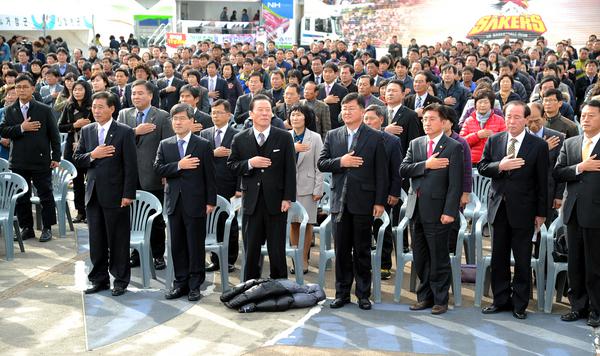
[[20, 227, 35, 241], [129, 253, 140, 268], [112, 286, 126, 296], [206, 263, 219, 272], [154, 257, 166, 270], [409, 300, 434, 311], [561, 310, 588, 322], [330, 297, 351, 309], [432, 304, 448, 315], [39, 228, 52, 242], [482, 304, 511, 314], [358, 298, 372, 310], [73, 213, 87, 223], [84, 284, 110, 294], [165, 287, 188, 300], [512, 310, 527, 319], [588, 311, 600, 327], [188, 289, 201, 301]]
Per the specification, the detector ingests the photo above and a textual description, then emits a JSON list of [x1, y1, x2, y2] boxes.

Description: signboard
[[0, 14, 93, 31], [467, 0, 547, 41], [165, 32, 256, 48], [261, 0, 295, 48]]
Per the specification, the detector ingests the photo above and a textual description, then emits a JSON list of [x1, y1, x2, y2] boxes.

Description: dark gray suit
[[400, 134, 463, 306]]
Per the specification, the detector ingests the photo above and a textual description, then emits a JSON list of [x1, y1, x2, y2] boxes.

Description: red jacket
[[459, 112, 506, 163]]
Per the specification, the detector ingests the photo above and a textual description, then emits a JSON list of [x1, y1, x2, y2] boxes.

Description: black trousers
[[131, 189, 166, 260], [566, 206, 600, 314], [72, 166, 87, 215], [168, 196, 206, 290], [410, 205, 452, 306], [13, 168, 56, 229], [86, 189, 131, 288], [210, 210, 239, 267], [490, 201, 534, 312], [373, 204, 398, 270], [333, 206, 373, 299], [242, 189, 287, 281]]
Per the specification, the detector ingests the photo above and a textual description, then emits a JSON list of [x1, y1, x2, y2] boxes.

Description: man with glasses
[[543, 89, 579, 138], [0, 74, 61, 242]]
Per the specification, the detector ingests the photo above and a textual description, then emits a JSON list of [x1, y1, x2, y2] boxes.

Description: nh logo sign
[[267, 2, 281, 8]]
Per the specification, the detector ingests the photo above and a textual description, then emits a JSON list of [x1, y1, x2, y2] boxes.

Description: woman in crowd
[[221, 62, 244, 110], [54, 73, 77, 115], [460, 89, 506, 165], [58, 80, 94, 223], [495, 74, 521, 107], [287, 103, 323, 274], [297, 56, 311, 77], [90, 72, 120, 116]]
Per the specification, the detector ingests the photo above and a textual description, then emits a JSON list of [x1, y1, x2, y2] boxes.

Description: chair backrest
[[52, 160, 77, 197], [546, 214, 566, 264], [206, 195, 235, 245], [475, 214, 489, 262], [285, 201, 309, 247], [322, 172, 332, 185], [372, 210, 390, 256], [0, 158, 9, 173], [472, 172, 491, 207], [130, 190, 162, 233], [453, 212, 468, 260], [0, 172, 29, 212], [319, 181, 331, 213], [395, 216, 410, 252]]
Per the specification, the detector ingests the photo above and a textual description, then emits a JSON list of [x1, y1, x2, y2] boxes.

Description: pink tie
[[427, 140, 434, 158]]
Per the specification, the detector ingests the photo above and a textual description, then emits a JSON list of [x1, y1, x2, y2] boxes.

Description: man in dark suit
[[301, 56, 324, 86], [200, 99, 240, 273], [154, 103, 217, 301], [384, 80, 423, 154], [157, 60, 185, 112], [403, 71, 443, 121], [400, 103, 463, 315], [117, 80, 174, 270], [0, 74, 61, 242], [357, 75, 385, 111], [179, 85, 213, 133], [122, 64, 160, 109], [554, 100, 600, 327], [233, 72, 273, 125], [227, 94, 296, 282], [363, 104, 403, 280], [274, 84, 301, 125], [318, 93, 388, 310], [53, 48, 80, 78], [574, 60, 598, 111], [14, 49, 31, 74], [200, 61, 227, 106], [478, 101, 549, 319], [73, 91, 138, 296], [318, 63, 348, 130]]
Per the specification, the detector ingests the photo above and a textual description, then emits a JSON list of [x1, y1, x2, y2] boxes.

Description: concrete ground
[[0, 217, 573, 355]]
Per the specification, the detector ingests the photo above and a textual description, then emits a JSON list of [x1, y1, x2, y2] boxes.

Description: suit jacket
[[360, 95, 385, 109], [52, 63, 80, 77], [197, 85, 211, 113], [318, 83, 348, 130], [389, 105, 423, 154], [227, 126, 296, 215], [121, 81, 160, 109], [478, 131, 549, 228], [300, 99, 331, 139], [382, 131, 403, 198], [157, 76, 185, 112], [302, 73, 324, 86], [274, 102, 292, 124], [538, 127, 566, 210], [291, 129, 324, 197], [39, 84, 64, 106], [317, 124, 388, 215], [400, 134, 463, 223], [117, 106, 174, 191], [553, 135, 600, 228], [200, 125, 240, 198], [154, 134, 217, 217], [72, 120, 138, 208], [200, 76, 227, 104], [233, 91, 274, 125], [0, 100, 61, 171], [14, 63, 31, 73], [403, 93, 443, 114], [193, 109, 213, 133]]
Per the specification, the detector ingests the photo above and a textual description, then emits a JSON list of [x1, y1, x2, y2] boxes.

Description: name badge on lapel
[[273, 149, 280, 152]]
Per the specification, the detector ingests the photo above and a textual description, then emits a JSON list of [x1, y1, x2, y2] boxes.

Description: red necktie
[[427, 140, 435, 158]]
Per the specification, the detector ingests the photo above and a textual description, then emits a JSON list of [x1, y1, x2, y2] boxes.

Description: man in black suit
[[318, 93, 388, 310], [157, 60, 185, 112], [478, 101, 548, 319], [554, 100, 600, 327], [200, 61, 227, 106], [154, 103, 217, 301], [301, 56, 324, 86], [73, 91, 138, 296], [0, 74, 61, 242], [363, 104, 403, 280], [384, 80, 423, 155], [233, 72, 273, 125], [200, 99, 240, 273], [400, 103, 463, 315], [179, 85, 213, 133], [53, 48, 80, 77], [14, 49, 31, 74], [318, 63, 348, 130], [574, 60, 598, 110], [403, 71, 443, 121], [227, 94, 296, 282]]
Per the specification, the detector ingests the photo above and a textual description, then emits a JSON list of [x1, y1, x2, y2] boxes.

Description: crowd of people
[[1, 30, 600, 326]]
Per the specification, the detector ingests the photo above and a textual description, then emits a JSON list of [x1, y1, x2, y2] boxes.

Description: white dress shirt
[[97, 119, 113, 144], [388, 103, 402, 121], [426, 132, 444, 154], [576, 131, 600, 175]]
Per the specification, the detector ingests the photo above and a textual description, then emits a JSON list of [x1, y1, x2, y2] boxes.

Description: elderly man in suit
[[275, 83, 301, 126], [228, 94, 296, 282], [73, 91, 138, 296], [404, 71, 443, 120], [357, 75, 384, 110], [554, 100, 600, 327], [301, 81, 331, 139], [0, 74, 61, 242], [157, 60, 185, 112], [400, 103, 463, 315], [318, 93, 388, 310], [117, 80, 174, 270], [479, 101, 548, 320], [318, 63, 348, 130], [154, 103, 217, 301], [200, 99, 240, 273]]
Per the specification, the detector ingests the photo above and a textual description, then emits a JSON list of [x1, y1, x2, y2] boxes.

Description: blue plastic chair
[[544, 214, 568, 313], [0, 158, 9, 172], [322, 172, 332, 185], [312, 181, 330, 241], [129, 190, 162, 288], [393, 216, 413, 303], [371, 210, 390, 303], [0, 172, 29, 260], [462, 192, 481, 264], [205, 195, 235, 292]]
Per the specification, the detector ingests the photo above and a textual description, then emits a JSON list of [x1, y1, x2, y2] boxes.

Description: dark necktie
[[507, 138, 517, 158], [257, 132, 265, 147], [136, 111, 144, 125], [337, 128, 360, 223], [177, 139, 185, 159]]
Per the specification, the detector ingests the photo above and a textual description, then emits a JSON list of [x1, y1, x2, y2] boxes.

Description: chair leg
[[483, 268, 492, 297], [372, 254, 381, 303], [451, 258, 462, 307], [474, 261, 484, 307], [294, 253, 304, 285], [394, 260, 405, 303], [57, 203, 66, 238], [66, 203, 74, 232], [140, 245, 151, 288], [536, 265, 545, 311], [318, 255, 327, 288], [220, 248, 230, 292], [3, 223, 14, 261], [13, 219, 24, 253], [544, 267, 557, 313]]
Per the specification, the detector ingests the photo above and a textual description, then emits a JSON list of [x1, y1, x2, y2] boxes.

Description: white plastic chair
[[129, 190, 162, 288], [371, 210, 391, 303], [205, 195, 235, 292], [0, 172, 29, 260]]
